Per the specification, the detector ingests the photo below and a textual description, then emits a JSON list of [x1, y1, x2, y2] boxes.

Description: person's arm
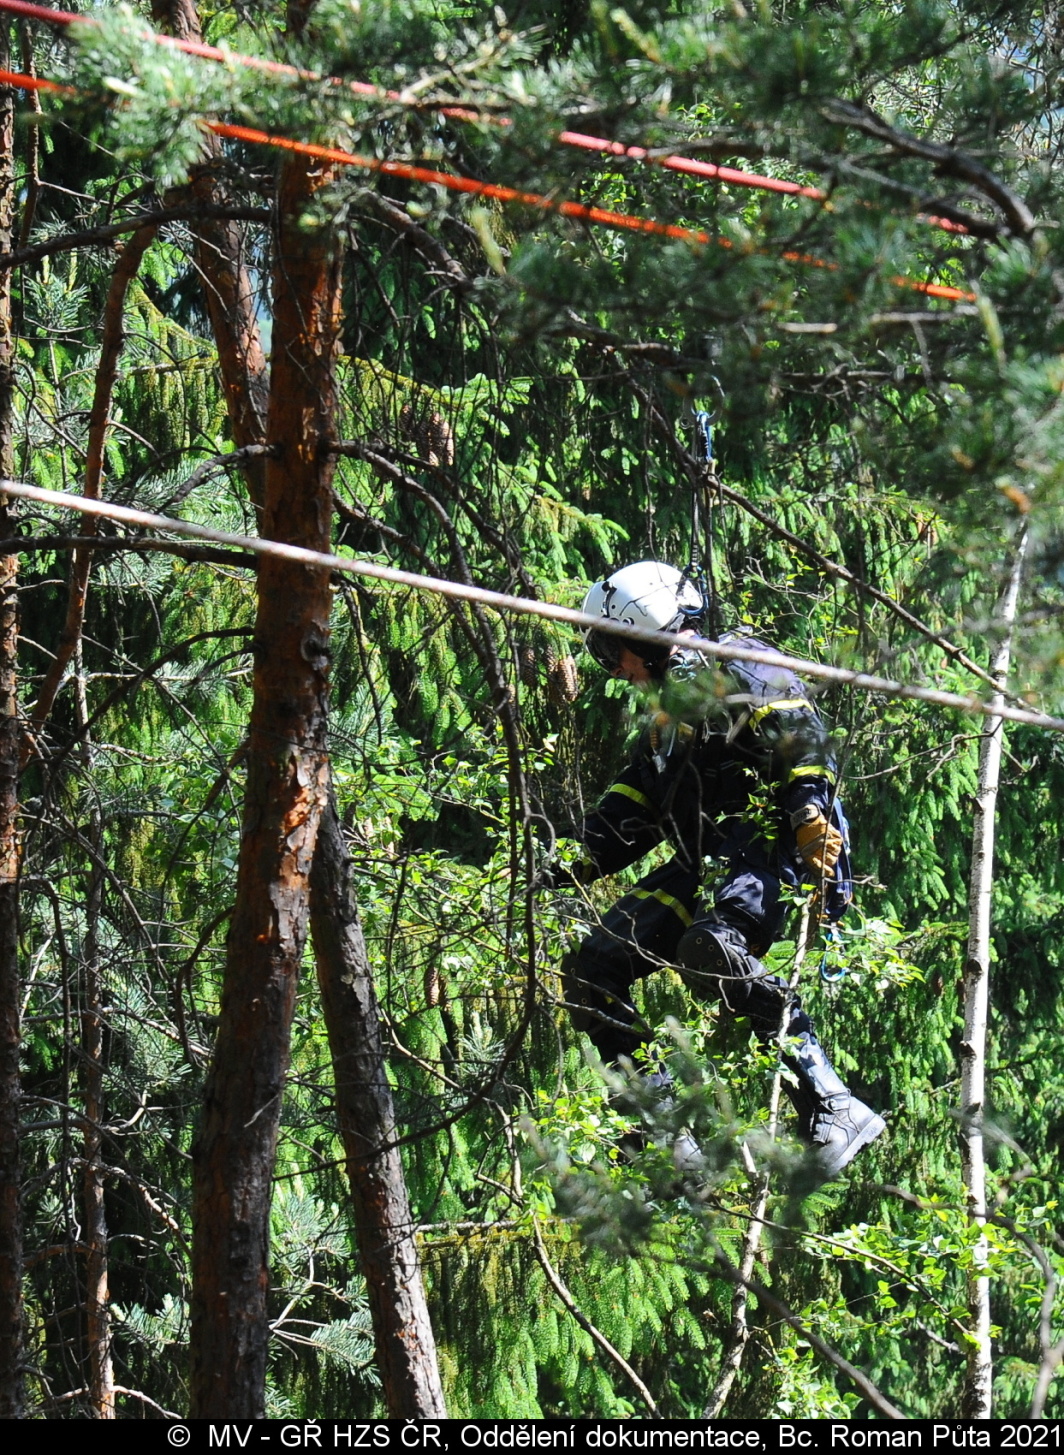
[[724, 651, 842, 874], [572, 760, 666, 883], [757, 702, 844, 875]]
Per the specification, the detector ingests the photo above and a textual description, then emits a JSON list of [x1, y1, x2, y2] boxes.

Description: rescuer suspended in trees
[[557, 561, 886, 1180]]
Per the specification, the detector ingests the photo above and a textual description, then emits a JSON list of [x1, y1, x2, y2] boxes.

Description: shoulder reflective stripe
[[747, 697, 813, 731], [787, 764, 837, 784], [606, 782, 655, 812], [632, 887, 695, 927]]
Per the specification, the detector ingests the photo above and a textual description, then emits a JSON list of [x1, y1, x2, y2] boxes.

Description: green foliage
[[13, 0, 1064, 1423]]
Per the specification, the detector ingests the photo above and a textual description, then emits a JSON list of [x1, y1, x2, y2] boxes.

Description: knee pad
[[675, 922, 789, 1036]]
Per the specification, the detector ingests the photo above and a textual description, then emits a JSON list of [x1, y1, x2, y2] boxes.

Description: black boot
[[677, 920, 886, 1178], [611, 1068, 704, 1177], [782, 1031, 886, 1179]]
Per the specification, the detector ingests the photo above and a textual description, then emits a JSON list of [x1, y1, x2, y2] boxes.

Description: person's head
[[581, 561, 703, 681]]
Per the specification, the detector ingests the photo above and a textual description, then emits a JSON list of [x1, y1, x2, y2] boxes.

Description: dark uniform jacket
[[575, 634, 852, 922]]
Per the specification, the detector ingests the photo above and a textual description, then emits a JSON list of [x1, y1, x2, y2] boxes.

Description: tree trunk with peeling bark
[[310, 795, 447, 1417], [960, 525, 1029, 1421], [162, 1, 444, 1407], [189, 148, 342, 1419], [149, 0, 270, 513], [0, 41, 22, 1422]]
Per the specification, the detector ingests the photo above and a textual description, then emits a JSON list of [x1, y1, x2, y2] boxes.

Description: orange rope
[[0, 61, 975, 301], [207, 121, 975, 302], [0, 0, 979, 234]]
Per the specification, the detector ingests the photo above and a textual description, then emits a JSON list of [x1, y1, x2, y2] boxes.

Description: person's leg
[[562, 858, 699, 1065], [562, 859, 704, 1172], [676, 846, 885, 1178]]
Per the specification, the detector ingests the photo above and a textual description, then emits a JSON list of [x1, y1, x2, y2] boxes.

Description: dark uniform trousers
[[564, 717, 842, 1065]]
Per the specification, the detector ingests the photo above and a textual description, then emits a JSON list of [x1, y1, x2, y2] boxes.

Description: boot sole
[[815, 1112, 887, 1180]]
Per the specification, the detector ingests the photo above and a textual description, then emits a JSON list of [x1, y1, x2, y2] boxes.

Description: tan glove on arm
[[790, 804, 843, 876]]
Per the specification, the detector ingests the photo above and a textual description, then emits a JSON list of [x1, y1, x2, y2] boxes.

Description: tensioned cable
[[0, 64, 974, 303], [4, 479, 1057, 732], [0, 0, 973, 237]]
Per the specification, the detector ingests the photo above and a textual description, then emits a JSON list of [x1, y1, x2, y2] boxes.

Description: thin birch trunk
[[705, 903, 813, 1418], [80, 861, 114, 1414], [0, 29, 21, 1419], [310, 793, 447, 1416], [960, 524, 1029, 1420], [74, 650, 114, 1419]]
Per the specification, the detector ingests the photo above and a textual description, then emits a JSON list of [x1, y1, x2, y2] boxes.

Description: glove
[[536, 863, 576, 892], [790, 805, 843, 876], [536, 858, 594, 892]]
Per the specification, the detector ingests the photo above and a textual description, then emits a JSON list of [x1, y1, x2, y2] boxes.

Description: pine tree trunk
[[960, 524, 1028, 1420], [0, 33, 22, 1421], [79, 782, 114, 1419], [188, 147, 343, 1419], [163, 1, 445, 1407], [310, 795, 447, 1417], [149, 0, 269, 513]]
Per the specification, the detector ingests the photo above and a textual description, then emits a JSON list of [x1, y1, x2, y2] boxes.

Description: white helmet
[[581, 561, 704, 671]]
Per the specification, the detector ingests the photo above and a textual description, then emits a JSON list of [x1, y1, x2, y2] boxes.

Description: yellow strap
[[787, 764, 837, 784], [606, 781, 654, 812], [747, 697, 813, 731], [632, 887, 695, 927]]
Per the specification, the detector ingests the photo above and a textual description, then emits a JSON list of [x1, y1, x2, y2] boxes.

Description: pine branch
[[0, 204, 271, 272]]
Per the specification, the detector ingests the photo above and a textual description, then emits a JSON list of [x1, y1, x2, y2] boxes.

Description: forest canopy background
[[2, 0, 1064, 1423]]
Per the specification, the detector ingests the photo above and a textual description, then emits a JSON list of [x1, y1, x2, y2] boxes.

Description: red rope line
[[207, 121, 974, 302], [0, 65, 68, 94], [0, 0, 975, 233], [0, 60, 975, 301]]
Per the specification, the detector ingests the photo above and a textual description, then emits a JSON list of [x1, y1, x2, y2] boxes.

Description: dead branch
[[28, 223, 159, 742], [364, 192, 474, 293], [821, 99, 1036, 235], [532, 1217, 660, 1417], [0, 204, 271, 273], [715, 480, 1004, 696], [158, 442, 278, 514], [711, 1249, 906, 1418], [0, 534, 257, 569], [821, 155, 1003, 239]]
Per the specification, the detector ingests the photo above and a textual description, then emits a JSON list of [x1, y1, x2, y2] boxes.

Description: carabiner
[[818, 922, 848, 984]]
